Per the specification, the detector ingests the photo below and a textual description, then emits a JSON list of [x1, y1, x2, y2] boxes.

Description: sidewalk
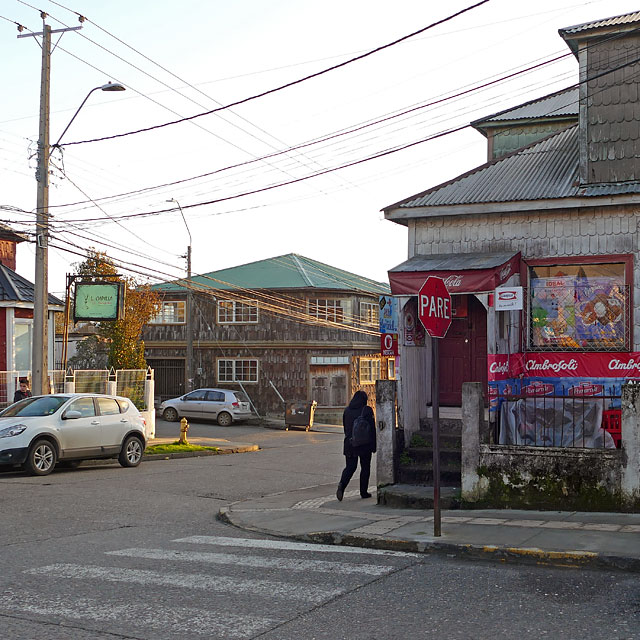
[[219, 483, 640, 572]]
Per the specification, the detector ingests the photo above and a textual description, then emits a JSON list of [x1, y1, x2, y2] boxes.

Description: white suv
[[0, 394, 147, 476]]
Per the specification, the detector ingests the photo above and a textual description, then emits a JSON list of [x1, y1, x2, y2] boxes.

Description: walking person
[[336, 390, 376, 501], [13, 379, 32, 403]]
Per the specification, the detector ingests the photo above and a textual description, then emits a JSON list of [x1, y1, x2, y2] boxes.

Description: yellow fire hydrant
[[179, 417, 190, 444]]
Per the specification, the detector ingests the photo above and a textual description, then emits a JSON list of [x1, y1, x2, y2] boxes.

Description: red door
[[438, 295, 487, 405]]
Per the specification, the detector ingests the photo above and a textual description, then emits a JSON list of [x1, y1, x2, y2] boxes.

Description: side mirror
[[63, 410, 83, 420]]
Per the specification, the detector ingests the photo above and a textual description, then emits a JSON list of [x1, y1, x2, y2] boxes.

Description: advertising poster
[[403, 297, 425, 347], [379, 295, 399, 334]]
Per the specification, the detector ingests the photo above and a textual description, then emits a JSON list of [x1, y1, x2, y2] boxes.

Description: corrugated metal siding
[[398, 126, 579, 208], [389, 252, 517, 273], [560, 11, 640, 35]]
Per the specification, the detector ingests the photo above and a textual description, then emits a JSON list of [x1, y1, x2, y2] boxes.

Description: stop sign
[[418, 277, 452, 338]]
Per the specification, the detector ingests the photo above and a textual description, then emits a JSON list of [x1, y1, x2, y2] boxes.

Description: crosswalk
[[0, 535, 418, 639]]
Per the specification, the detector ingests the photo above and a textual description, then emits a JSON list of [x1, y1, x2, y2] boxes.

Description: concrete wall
[[461, 381, 640, 511]]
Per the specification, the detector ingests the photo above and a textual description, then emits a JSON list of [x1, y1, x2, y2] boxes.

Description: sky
[[2, 0, 640, 296]]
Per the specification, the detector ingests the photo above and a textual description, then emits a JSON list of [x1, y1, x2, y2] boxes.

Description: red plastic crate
[[602, 409, 622, 448]]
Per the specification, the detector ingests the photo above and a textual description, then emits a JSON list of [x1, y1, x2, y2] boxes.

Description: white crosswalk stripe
[[0, 592, 277, 638], [175, 535, 420, 557], [107, 547, 394, 575], [25, 563, 342, 602]]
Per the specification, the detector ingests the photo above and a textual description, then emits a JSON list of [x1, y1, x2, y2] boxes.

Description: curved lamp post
[[32, 63, 126, 394]]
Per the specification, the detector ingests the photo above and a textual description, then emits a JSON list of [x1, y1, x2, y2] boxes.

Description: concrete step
[[377, 484, 461, 510], [398, 464, 461, 486], [408, 431, 462, 451], [406, 447, 461, 465]]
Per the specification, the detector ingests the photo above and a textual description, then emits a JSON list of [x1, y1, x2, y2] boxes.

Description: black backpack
[[350, 407, 371, 448]]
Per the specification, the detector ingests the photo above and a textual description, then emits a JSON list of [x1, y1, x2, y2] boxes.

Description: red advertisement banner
[[488, 352, 640, 381]]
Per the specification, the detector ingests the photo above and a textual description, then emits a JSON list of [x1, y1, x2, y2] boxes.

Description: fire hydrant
[[179, 417, 190, 444]]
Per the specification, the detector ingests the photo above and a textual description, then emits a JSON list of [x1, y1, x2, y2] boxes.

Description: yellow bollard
[[179, 417, 190, 444]]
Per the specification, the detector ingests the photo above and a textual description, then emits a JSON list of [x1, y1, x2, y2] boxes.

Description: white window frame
[[308, 298, 351, 324], [360, 301, 379, 326], [359, 357, 381, 384], [217, 358, 259, 383], [217, 299, 259, 324], [387, 357, 396, 380], [148, 301, 186, 325]]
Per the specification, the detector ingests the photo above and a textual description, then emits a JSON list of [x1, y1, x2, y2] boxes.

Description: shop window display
[[529, 263, 627, 351]]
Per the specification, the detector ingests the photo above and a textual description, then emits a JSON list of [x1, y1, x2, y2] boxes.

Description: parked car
[[0, 393, 147, 476], [159, 388, 252, 426]]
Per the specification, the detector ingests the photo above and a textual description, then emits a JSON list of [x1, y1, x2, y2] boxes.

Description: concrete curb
[[217, 505, 640, 574], [143, 444, 259, 461]]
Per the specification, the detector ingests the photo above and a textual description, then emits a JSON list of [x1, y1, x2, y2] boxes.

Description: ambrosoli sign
[[74, 281, 124, 322]]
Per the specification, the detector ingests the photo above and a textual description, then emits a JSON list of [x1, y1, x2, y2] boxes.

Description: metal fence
[[0, 368, 152, 411], [495, 386, 621, 449]]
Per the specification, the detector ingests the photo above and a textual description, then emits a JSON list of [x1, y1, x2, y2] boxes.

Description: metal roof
[[560, 11, 640, 35], [0, 264, 63, 305], [389, 252, 518, 273], [388, 125, 580, 209], [153, 253, 390, 295], [473, 87, 578, 126]]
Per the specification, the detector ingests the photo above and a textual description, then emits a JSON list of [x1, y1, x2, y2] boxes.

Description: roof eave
[[385, 193, 640, 221]]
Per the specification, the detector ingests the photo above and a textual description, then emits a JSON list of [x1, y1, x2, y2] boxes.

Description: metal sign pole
[[432, 336, 441, 537]]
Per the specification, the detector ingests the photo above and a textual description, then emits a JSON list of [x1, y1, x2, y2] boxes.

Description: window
[[309, 299, 348, 323], [184, 390, 207, 401], [66, 397, 96, 418], [387, 358, 396, 380], [97, 397, 120, 416], [361, 302, 379, 327], [359, 358, 381, 384], [14, 321, 32, 371], [217, 300, 258, 324], [149, 301, 185, 324], [528, 262, 628, 351], [218, 359, 259, 383], [206, 390, 225, 402]]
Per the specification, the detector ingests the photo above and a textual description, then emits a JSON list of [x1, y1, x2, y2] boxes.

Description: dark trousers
[[339, 451, 372, 497]]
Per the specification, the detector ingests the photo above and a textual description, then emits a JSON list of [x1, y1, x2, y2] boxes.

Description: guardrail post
[[376, 379, 397, 486], [461, 382, 484, 501]]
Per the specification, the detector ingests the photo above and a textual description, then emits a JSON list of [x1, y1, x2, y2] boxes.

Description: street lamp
[[167, 198, 194, 393], [32, 26, 127, 395]]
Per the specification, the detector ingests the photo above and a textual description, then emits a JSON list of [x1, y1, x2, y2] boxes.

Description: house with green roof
[[144, 253, 391, 421]]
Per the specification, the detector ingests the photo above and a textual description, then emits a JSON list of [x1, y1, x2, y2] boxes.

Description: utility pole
[[32, 23, 51, 396], [20, 20, 83, 395]]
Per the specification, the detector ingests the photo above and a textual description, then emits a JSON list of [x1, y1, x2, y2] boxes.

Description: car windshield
[[1, 396, 68, 417]]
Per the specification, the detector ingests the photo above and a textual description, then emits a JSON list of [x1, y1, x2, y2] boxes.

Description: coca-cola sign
[[443, 274, 463, 289]]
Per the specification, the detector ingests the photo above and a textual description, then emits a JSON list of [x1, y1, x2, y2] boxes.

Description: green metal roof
[[152, 253, 390, 295]]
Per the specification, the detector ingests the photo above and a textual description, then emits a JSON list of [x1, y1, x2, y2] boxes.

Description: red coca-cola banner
[[488, 352, 640, 381]]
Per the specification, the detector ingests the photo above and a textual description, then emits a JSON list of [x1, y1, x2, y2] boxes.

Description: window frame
[[524, 254, 633, 352], [148, 300, 186, 325], [360, 301, 380, 327], [217, 299, 259, 324], [217, 358, 259, 384], [308, 298, 349, 324], [359, 357, 381, 384]]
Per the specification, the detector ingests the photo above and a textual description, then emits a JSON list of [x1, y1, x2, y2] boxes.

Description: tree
[[71, 250, 161, 369]]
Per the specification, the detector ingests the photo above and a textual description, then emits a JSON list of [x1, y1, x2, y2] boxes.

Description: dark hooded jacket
[[342, 392, 376, 457]]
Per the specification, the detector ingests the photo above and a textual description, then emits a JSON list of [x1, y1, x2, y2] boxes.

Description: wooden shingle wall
[[412, 204, 640, 347], [585, 35, 640, 183]]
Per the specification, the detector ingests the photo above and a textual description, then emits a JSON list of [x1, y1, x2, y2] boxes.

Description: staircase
[[398, 416, 462, 487]]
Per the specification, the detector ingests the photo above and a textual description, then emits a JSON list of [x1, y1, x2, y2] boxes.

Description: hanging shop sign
[[381, 332, 399, 357], [74, 281, 124, 322], [379, 295, 399, 334], [495, 286, 523, 311]]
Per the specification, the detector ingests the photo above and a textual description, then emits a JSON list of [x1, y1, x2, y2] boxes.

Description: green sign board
[[74, 282, 123, 322]]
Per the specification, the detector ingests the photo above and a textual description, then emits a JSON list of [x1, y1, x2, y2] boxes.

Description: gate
[[147, 358, 185, 403]]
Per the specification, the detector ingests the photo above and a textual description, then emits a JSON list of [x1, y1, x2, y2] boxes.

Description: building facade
[[384, 11, 640, 441], [143, 253, 392, 421]]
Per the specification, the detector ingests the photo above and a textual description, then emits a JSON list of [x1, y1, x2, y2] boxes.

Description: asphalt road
[[0, 419, 639, 639]]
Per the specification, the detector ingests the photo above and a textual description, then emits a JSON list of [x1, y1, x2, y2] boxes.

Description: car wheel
[[24, 439, 57, 476], [163, 407, 179, 422], [217, 412, 232, 427], [119, 435, 144, 468]]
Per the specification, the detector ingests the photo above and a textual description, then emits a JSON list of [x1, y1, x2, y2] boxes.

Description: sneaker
[[361, 492, 372, 499], [336, 484, 344, 501]]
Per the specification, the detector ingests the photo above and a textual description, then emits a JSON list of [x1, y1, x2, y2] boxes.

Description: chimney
[[560, 12, 640, 184]]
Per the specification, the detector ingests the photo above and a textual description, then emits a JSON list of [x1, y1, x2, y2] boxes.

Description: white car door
[[177, 390, 207, 419], [201, 390, 225, 420], [58, 397, 102, 456], [97, 396, 127, 449]]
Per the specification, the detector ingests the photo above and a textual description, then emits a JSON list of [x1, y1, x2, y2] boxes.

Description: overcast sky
[[2, 0, 639, 294]]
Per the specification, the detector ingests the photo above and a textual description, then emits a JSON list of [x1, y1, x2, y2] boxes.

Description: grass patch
[[145, 441, 220, 455]]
